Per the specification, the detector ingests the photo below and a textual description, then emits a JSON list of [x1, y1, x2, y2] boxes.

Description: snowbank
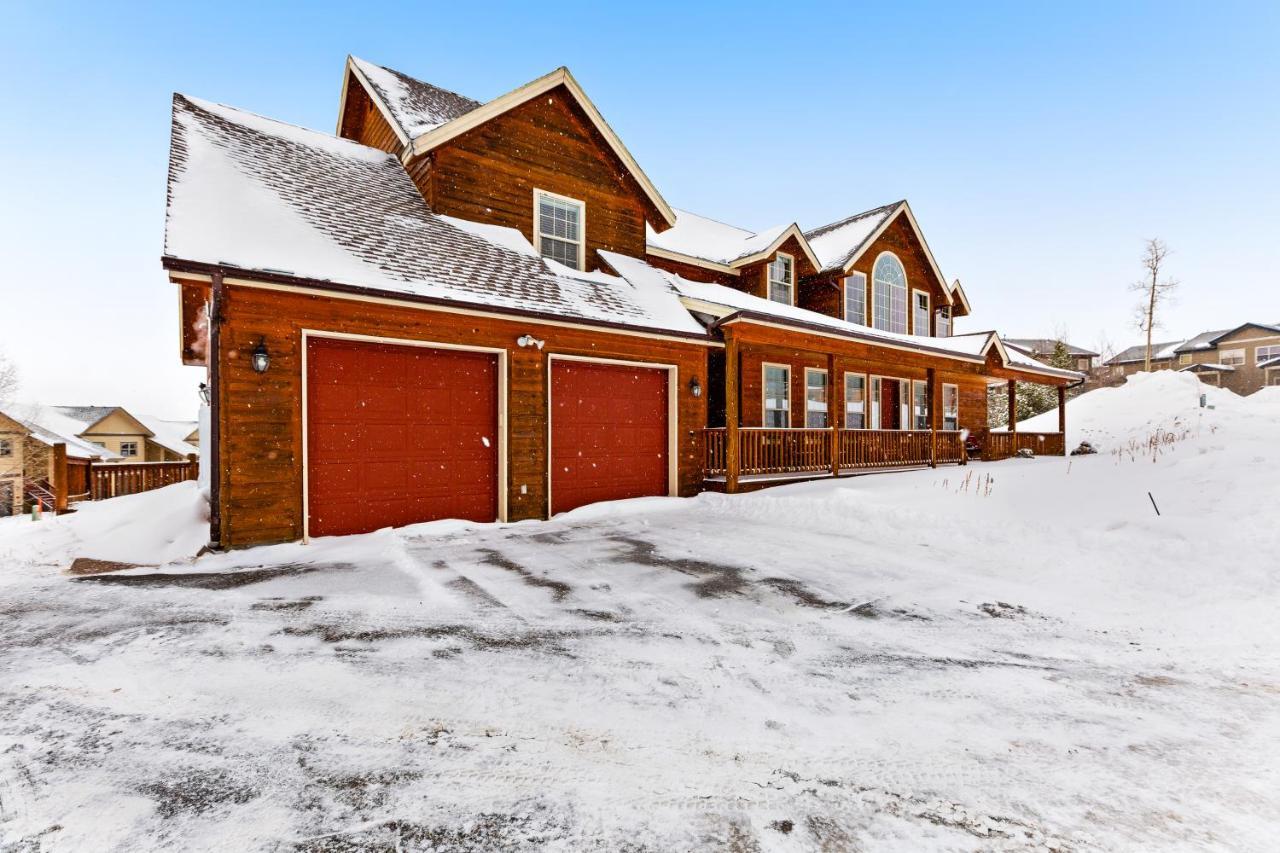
[[0, 482, 208, 578]]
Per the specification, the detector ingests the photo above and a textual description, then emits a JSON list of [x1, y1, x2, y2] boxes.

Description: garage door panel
[[307, 337, 499, 537], [550, 360, 669, 516]]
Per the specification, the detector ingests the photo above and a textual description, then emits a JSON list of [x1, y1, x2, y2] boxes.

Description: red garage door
[[307, 337, 499, 537], [550, 359, 669, 515]]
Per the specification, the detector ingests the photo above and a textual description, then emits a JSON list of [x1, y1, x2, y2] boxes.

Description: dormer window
[[534, 189, 584, 270], [768, 253, 794, 305], [912, 289, 931, 336], [936, 306, 952, 337]]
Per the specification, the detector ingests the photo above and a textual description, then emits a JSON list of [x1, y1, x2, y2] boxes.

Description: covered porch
[[703, 320, 1076, 492]]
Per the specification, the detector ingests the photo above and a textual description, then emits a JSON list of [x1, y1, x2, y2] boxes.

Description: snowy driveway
[[3, 445, 1279, 851]]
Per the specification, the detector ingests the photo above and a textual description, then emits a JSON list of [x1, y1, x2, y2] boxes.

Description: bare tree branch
[[0, 350, 19, 402], [1129, 238, 1180, 371]]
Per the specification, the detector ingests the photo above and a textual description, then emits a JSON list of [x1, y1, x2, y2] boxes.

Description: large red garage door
[[307, 337, 498, 537], [550, 359, 669, 515]]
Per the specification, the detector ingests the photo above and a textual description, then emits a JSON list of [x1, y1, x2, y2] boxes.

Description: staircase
[[23, 478, 56, 509]]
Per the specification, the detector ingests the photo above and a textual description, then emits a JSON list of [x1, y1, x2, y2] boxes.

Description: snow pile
[[0, 482, 208, 578], [1018, 370, 1243, 449]]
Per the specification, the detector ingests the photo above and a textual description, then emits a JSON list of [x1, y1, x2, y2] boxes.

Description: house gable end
[[337, 69, 406, 155]]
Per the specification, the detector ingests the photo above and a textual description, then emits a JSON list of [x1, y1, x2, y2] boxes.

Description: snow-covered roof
[[135, 414, 200, 458], [1173, 329, 1231, 354], [348, 56, 481, 142], [1178, 363, 1235, 373], [0, 403, 120, 461], [644, 210, 816, 269], [1108, 341, 1185, 365], [1005, 338, 1099, 358], [804, 202, 901, 272], [601, 254, 1078, 381], [163, 94, 705, 339]]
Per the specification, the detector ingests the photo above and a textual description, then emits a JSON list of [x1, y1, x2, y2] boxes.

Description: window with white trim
[[120, 441, 139, 458], [872, 253, 908, 334], [534, 190, 583, 270], [912, 381, 929, 430], [1256, 345, 1280, 365], [1178, 353, 1192, 365], [763, 364, 790, 428], [936, 305, 951, 337], [1220, 348, 1245, 366], [768, 254, 794, 304], [0, 439, 11, 457], [844, 373, 866, 429], [912, 290, 930, 336], [942, 384, 959, 430], [805, 368, 828, 428], [898, 379, 911, 430], [844, 272, 867, 325]]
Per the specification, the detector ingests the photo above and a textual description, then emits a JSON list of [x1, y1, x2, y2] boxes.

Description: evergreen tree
[[988, 340, 1076, 427]]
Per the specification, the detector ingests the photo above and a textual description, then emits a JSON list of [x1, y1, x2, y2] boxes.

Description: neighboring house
[[0, 403, 120, 515], [162, 56, 1079, 548], [1106, 322, 1280, 395], [23, 406, 199, 463], [1004, 339, 1099, 373]]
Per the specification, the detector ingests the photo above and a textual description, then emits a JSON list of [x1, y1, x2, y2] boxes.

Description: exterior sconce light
[[198, 382, 211, 404], [517, 334, 545, 350], [250, 338, 270, 374], [689, 377, 702, 397]]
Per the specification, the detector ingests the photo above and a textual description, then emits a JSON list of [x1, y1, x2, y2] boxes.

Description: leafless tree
[[1130, 238, 1179, 371], [0, 350, 18, 401]]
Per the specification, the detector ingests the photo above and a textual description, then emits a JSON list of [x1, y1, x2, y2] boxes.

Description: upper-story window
[[912, 290, 930, 336], [1220, 348, 1245, 366], [120, 441, 139, 458], [768, 253, 794, 304], [0, 438, 12, 457], [1178, 353, 1192, 365], [1256, 345, 1280, 365], [936, 306, 952, 337], [872, 253, 908, 334], [534, 189, 584, 270], [844, 272, 867, 324]]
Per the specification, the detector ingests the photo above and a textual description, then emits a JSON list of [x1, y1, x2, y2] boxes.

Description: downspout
[[208, 271, 224, 549]]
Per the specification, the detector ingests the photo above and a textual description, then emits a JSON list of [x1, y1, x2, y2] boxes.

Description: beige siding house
[[1106, 322, 1280, 395]]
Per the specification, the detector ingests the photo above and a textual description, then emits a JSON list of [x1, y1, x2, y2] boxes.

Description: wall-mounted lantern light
[[517, 334, 546, 350], [689, 376, 702, 398], [250, 338, 270, 374]]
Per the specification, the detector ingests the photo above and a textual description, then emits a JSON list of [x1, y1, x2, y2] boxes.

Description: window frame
[[869, 374, 910, 430], [0, 438, 11, 457], [1219, 348, 1246, 367], [762, 362, 791, 428], [942, 384, 959, 431], [843, 272, 867, 325], [120, 441, 139, 458], [844, 372, 867, 429], [912, 380, 929, 430], [532, 188, 586, 271], [936, 305, 951, 338], [804, 367, 828, 429], [872, 252, 908, 334], [1255, 345, 1280, 366], [767, 252, 795, 305], [1178, 353, 1192, 365], [912, 289, 931, 336]]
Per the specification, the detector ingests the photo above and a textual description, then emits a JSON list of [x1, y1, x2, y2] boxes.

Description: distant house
[[1004, 339, 1099, 373], [1106, 322, 1280, 395], [0, 404, 119, 516], [15, 406, 198, 463]]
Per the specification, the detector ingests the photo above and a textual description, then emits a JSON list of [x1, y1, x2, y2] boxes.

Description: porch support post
[[1058, 385, 1067, 436], [725, 329, 740, 494], [927, 368, 937, 468], [52, 442, 68, 514], [1007, 379, 1017, 434], [828, 353, 839, 477]]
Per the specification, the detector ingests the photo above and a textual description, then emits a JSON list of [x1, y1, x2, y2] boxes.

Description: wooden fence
[[90, 460, 199, 501], [703, 428, 967, 478], [982, 432, 1066, 461]]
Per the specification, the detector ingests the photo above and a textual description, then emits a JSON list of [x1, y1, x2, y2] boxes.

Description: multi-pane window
[[768, 254, 794, 304], [120, 441, 139, 457], [805, 369, 828, 428], [912, 381, 929, 430], [872, 253, 908, 334], [912, 290, 930, 336], [844, 272, 867, 324], [763, 364, 790, 428], [898, 379, 911, 430], [1178, 353, 1192, 365], [535, 190, 583, 270], [844, 374, 866, 429], [1220, 348, 1245, 366], [942, 384, 959, 431], [1256, 345, 1280, 365], [936, 306, 951, 337], [0, 438, 11, 457]]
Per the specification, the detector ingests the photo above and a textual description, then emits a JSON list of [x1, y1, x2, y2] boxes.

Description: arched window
[[872, 253, 908, 334]]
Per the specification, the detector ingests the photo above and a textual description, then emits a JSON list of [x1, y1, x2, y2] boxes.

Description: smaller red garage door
[[307, 337, 499, 537], [550, 359, 670, 515]]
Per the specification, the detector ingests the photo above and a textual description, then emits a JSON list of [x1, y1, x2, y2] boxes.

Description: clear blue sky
[[2, 1, 1277, 417]]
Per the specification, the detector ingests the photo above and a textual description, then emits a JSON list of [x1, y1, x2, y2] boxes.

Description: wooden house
[[162, 57, 1079, 548]]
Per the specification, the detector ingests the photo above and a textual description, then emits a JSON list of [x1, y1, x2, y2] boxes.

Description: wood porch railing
[[90, 460, 199, 501], [703, 428, 966, 478], [981, 431, 1066, 461]]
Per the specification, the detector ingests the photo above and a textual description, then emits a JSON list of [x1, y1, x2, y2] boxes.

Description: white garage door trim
[[301, 329, 509, 542]]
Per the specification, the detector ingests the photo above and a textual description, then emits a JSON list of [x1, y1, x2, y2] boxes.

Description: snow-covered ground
[[1, 372, 1277, 851]]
